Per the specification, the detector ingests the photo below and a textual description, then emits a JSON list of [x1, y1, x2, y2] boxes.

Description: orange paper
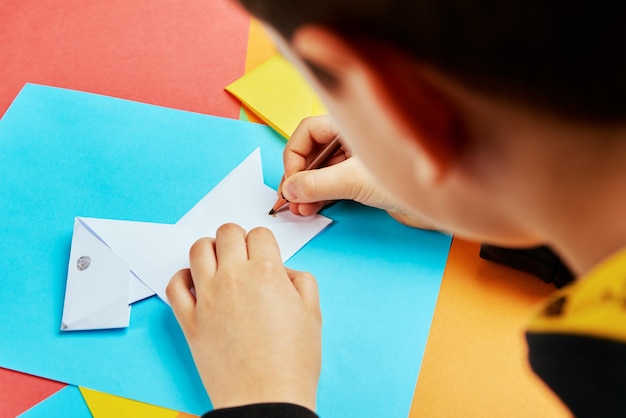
[[242, 18, 278, 124], [410, 238, 569, 417]]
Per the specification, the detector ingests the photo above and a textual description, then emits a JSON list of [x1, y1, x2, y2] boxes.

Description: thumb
[[282, 159, 362, 203]]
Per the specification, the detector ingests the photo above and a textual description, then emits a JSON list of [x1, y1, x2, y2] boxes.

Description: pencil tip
[[268, 209, 276, 216]]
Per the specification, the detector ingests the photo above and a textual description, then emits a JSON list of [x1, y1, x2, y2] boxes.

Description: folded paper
[[61, 149, 332, 331], [225, 54, 327, 138]]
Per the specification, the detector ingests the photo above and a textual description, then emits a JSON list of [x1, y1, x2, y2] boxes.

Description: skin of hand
[[167, 223, 322, 412], [281, 115, 440, 230]]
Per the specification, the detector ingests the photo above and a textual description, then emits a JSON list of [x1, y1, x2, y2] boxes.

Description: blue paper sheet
[[0, 84, 452, 417], [19, 386, 91, 418]]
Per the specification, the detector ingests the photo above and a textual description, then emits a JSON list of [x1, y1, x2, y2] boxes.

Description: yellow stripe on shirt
[[528, 248, 626, 343]]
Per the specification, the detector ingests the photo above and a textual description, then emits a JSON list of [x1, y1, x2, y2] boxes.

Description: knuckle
[[299, 271, 317, 283], [296, 115, 322, 132], [254, 258, 277, 274], [298, 116, 315, 128]]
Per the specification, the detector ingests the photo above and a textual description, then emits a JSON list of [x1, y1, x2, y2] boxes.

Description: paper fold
[[61, 149, 332, 331]]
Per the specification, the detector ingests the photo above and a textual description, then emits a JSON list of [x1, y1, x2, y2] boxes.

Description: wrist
[[211, 381, 317, 413], [388, 210, 439, 230], [204, 403, 318, 418]]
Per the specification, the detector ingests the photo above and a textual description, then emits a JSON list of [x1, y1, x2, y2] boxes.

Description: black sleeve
[[479, 244, 575, 288], [202, 403, 319, 418], [527, 332, 626, 417]]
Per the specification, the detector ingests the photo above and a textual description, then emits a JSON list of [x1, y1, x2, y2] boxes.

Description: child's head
[[237, 0, 626, 268], [239, 1, 626, 121]]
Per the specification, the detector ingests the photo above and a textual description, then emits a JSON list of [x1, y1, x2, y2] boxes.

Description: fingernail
[[282, 180, 297, 201]]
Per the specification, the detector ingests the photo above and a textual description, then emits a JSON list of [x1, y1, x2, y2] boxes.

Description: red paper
[[0, 0, 250, 118], [0, 368, 65, 418]]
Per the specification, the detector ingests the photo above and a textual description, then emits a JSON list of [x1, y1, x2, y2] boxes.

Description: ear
[[291, 26, 466, 184]]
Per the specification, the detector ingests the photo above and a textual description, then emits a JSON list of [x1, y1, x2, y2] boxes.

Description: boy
[[166, 1, 626, 416]]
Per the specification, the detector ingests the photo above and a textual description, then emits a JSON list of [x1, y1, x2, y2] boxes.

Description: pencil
[[268, 134, 343, 215]]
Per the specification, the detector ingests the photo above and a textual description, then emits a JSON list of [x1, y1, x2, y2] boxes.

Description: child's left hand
[[167, 223, 322, 412]]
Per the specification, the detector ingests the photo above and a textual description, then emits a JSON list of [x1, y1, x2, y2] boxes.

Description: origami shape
[[60, 149, 332, 331]]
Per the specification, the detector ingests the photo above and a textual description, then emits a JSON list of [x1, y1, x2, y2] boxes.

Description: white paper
[[60, 148, 332, 331], [62, 219, 132, 330]]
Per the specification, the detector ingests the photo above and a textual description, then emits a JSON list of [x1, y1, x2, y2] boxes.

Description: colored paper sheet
[[18, 386, 91, 418], [0, 84, 451, 417], [80, 387, 196, 418], [241, 18, 278, 124], [0, 368, 66, 418], [410, 239, 569, 417], [245, 19, 278, 74], [226, 54, 327, 138], [0, 0, 250, 119]]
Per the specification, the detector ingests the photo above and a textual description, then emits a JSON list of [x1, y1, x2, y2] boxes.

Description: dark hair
[[238, 0, 626, 123]]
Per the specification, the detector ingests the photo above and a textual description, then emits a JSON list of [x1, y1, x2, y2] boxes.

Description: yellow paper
[[226, 54, 327, 139], [80, 387, 197, 418]]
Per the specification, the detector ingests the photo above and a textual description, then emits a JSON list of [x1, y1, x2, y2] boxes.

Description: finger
[[281, 158, 362, 203], [289, 201, 326, 217], [188, 237, 217, 291], [166, 269, 196, 326], [276, 174, 286, 199], [286, 268, 322, 321], [285, 115, 339, 178], [246, 227, 282, 261], [215, 223, 248, 267], [284, 149, 351, 205]]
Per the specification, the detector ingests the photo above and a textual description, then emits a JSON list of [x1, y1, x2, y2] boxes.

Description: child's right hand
[[281, 115, 440, 230]]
